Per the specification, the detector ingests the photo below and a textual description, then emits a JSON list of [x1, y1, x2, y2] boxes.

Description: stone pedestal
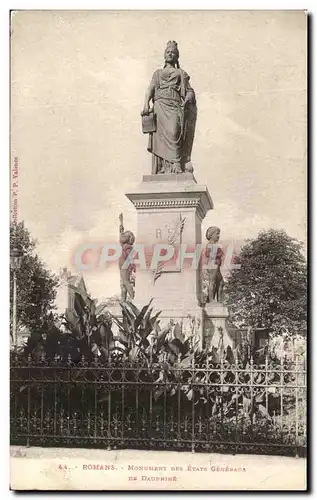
[[202, 302, 234, 350], [126, 174, 213, 338]]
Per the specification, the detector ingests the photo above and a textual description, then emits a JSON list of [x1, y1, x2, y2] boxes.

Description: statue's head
[[164, 40, 180, 68], [120, 230, 135, 246], [206, 226, 221, 243]]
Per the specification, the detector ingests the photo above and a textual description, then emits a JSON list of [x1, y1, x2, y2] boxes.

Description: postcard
[[10, 10, 307, 491]]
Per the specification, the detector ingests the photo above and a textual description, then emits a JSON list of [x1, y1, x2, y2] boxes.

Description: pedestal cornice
[[126, 174, 213, 220]]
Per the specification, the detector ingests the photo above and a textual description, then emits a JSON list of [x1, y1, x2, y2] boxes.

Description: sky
[[11, 10, 307, 300]]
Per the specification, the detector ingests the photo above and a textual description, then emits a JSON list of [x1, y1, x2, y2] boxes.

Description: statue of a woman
[[141, 41, 197, 174]]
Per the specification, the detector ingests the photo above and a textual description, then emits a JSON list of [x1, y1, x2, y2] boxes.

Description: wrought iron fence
[[10, 354, 306, 456]]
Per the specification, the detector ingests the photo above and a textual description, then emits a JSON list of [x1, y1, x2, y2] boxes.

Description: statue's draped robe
[[147, 67, 197, 173]]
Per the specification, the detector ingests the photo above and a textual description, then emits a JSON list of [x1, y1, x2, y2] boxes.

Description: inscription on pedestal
[[153, 214, 185, 275]]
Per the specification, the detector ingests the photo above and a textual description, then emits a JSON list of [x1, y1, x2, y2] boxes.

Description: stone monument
[[125, 41, 232, 347], [125, 41, 213, 342]]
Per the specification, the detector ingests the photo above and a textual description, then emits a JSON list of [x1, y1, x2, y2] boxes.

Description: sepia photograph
[[9, 9, 307, 491]]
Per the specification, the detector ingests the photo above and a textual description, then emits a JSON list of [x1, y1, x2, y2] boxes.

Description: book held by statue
[[141, 111, 156, 134]]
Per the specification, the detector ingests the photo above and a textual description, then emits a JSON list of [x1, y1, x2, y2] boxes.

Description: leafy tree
[[225, 229, 307, 337], [10, 222, 59, 337]]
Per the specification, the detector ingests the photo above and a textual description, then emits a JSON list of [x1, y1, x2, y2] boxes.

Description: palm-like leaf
[[149, 311, 162, 328], [156, 325, 170, 350], [123, 301, 140, 317], [134, 300, 154, 331], [173, 322, 185, 342]]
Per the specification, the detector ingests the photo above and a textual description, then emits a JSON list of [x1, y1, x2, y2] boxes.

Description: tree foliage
[[225, 229, 307, 336], [10, 222, 59, 335]]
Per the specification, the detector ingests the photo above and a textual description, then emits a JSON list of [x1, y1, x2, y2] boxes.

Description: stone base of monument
[[126, 173, 213, 346], [202, 302, 234, 350]]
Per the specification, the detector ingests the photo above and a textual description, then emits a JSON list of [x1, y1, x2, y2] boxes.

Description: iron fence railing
[[10, 355, 306, 456]]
